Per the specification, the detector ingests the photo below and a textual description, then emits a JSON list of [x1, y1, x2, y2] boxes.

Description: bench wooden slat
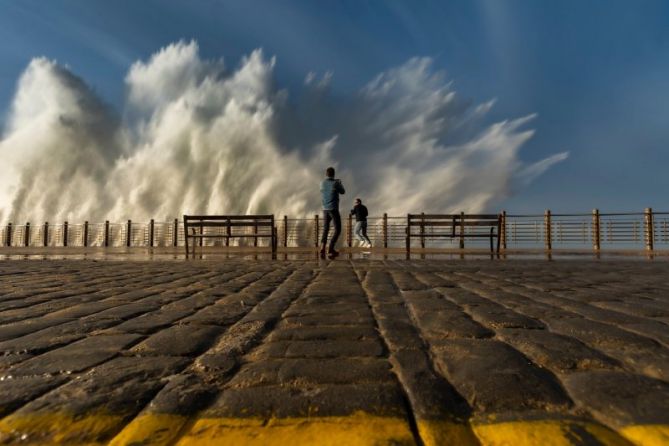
[[408, 221, 499, 227], [186, 221, 274, 227], [408, 214, 499, 219], [184, 215, 273, 220], [408, 233, 494, 238], [189, 234, 274, 238]]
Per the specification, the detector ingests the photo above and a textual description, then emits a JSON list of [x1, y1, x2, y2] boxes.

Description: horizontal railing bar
[[408, 214, 499, 219]]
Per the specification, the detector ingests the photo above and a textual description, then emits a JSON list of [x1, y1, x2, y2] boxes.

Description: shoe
[[364, 241, 372, 248], [328, 249, 340, 259], [319, 249, 326, 259]]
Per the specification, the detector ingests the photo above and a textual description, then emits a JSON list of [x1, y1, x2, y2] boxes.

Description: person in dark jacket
[[319, 166, 345, 258], [351, 198, 372, 248]]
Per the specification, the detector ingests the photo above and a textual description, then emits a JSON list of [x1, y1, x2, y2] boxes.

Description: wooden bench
[[406, 213, 502, 255], [183, 215, 277, 258]]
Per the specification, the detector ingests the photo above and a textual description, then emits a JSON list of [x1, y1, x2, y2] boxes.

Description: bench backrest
[[184, 215, 274, 228], [408, 214, 500, 227]]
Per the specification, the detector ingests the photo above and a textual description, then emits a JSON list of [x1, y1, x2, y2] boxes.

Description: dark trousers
[[321, 209, 341, 251]]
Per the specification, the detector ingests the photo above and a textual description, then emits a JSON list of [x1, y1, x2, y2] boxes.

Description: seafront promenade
[[0, 257, 667, 445]]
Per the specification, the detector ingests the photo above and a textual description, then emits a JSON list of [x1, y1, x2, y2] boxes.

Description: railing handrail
[[2, 209, 668, 252]]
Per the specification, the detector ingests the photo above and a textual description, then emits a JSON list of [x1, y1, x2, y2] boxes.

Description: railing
[[1, 209, 667, 252]]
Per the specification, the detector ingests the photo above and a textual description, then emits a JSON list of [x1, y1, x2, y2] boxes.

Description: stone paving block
[[44, 299, 124, 320], [414, 272, 457, 288], [81, 301, 162, 323], [283, 303, 372, 317], [209, 382, 409, 418], [142, 373, 217, 415], [250, 339, 385, 359], [412, 310, 494, 340], [592, 299, 669, 318], [132, 325, 222, 357], [0, 294, 98, 324], [0, 289, 97, 314], [402, 289, 460, 312], [106, 307, 196, 334], [8, 333, 141, 376], [104, 289, 160, 303], [0, 318, 121, 355], [181, 302, 250, 325], [377, 323, 426, 351], [545, 316, 669, 380], [107, 374, 219, 446], [432, 339, 572, 414], [266, 325, 378, 342], [0, 356, 188, 444], [0, 352, 32, 370], [391, 271, 429, 291], [282, 313, 375, 326], [389, 348, 470, 420], [362, 270, 400, 296], [562, 371, 669, 428], [0, 318, 74, 343], [495, 328, 621, 372], [228, 358, 394, 387], [462, 303, 546, 330], [156, 292, 218, 313], [0, 376, 66, 417]]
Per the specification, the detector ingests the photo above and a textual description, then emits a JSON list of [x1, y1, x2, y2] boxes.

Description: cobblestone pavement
[[0, 259, 667, 445]]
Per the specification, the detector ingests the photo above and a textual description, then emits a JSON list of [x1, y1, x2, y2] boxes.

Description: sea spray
[[0, 40, 567, 223]]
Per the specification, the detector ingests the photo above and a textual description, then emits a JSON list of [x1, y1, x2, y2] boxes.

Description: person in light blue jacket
[[319, 166, 345, 258]]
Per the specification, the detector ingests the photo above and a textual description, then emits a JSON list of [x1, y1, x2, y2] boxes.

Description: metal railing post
[[83, 221, 89, 247], [501, 210, 507, 250], [5, 223, 11, 246], [126, 220, 132, 247], [544, 210, 552, 251], [104, 220, 110, 247], [592, 209, 600, 252], [24, 222, 30, 247], [173, 219, 178, 247], [420, 212, 426, 249], [283, 215, 288, 247], [383, 213, 388, 248], [314, 214, 320, 247], [199, 221, 203, 247], [226, 218, 231, 247], [43, 222, 49, 247], [645, 207, 654, 251], [63, 221, 68, 247], [149, 219, 154, 247], [459, 212, 465, 249], [347, 213, 353, 247]]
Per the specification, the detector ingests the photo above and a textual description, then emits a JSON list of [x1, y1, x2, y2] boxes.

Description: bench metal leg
[[490, 228, 494, 253], [405, 230, 410, 259]]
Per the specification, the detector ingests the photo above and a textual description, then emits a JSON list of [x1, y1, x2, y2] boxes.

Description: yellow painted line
[[3, 411, 667, 446], [108, 413, 188, 446], [620, 424, 669, 446], [175, 412, 415, 446], [416, 420, 479, 446], [0, 411, 124, 445], [472, 419, 631, 446]]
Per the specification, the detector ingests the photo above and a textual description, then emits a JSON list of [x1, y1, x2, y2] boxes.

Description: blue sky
[[1, 0, 668, 213]]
